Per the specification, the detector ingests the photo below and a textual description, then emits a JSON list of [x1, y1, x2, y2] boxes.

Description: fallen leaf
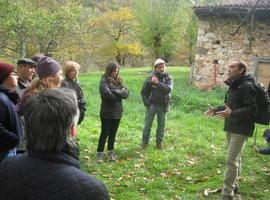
[[160, 172, 168, 178], [204, 188, 219, 196]]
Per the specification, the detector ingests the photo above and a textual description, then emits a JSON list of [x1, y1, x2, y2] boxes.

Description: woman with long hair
[[17, 55, 62, 115], [97, 62, 129, 163]]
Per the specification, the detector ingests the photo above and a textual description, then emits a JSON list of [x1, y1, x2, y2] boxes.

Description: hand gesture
[[151, 75, 159, 85], [205, 104, 215, 117], [215, 104, 231, 119], [253, 146, 260, 153]]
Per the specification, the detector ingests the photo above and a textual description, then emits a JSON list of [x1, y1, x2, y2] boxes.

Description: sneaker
[[141, 142, 148, 149], [156, 143, 163, 150], [107, 150, 116, 161], [96, 152, 104, 163]]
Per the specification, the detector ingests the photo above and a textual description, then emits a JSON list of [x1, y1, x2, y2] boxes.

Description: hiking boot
[[141, 142, 148, 149], [156, 143, 163, 150], [96, 152, 104, 163], [107, 150, 116, 161]]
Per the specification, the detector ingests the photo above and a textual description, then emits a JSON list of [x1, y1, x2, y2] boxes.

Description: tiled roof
[[222, 0, 270, 7], [194, 0, 270, 18], [195, 0, 270, 9]]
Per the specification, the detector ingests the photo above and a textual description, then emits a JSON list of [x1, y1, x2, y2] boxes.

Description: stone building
[[191, 0, 270, 89]]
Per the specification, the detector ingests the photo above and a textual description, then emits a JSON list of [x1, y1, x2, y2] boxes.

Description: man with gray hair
[[0, 88, 110, 200]]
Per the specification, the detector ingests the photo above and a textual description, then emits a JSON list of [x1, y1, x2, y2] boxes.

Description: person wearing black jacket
[[206, 59, 257, 200], [62, 61, 86, 125], [0, 88, 110, 200], [96, 62, 129, 163], [0, 62, 22, 161], [141, 58, 173, 149]]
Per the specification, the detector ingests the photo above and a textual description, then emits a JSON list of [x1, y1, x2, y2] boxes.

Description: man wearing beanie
[[0, 61, 23, 161], [141, 58, 173, 149]]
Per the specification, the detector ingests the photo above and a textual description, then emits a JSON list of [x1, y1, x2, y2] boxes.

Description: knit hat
[[0, 62, 14, 84], [154, 58, 166, 67], [32, 55, 61, 79]]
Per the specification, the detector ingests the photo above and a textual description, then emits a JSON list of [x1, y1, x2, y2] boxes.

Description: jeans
[[97, 118, 121, 152], [0, 148, 16, 162], [142, 104, 167, 144], [222, 132, 248, 198]]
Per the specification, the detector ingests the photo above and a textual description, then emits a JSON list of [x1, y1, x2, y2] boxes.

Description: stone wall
[[192, 16, 270, 89]]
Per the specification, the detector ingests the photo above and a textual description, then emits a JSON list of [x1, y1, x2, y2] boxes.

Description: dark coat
[[16, 78, 31, 98], [0, 86, 22, 152], [141, 72, 173, 112], [223, 75, 257, 136], [99, 76, 129, 119], [0, 152, 110, 200], [259, 146, 270, 155], [61, 79, 86, 124]]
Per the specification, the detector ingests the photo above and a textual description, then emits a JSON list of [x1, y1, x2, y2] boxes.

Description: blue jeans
[[142, 104, 167, 144], [0, 148, 16, 162]]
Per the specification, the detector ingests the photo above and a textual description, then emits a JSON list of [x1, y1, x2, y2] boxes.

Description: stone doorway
[[254, 57, 270, 89]]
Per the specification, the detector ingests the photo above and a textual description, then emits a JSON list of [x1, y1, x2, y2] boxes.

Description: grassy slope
[[78, 67, 270, 200]]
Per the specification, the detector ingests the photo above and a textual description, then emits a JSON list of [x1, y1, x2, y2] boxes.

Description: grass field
[[78, 66, 270, 200]]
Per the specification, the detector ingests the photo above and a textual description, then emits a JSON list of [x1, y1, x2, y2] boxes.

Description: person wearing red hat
[[0, 61, 23, 161]]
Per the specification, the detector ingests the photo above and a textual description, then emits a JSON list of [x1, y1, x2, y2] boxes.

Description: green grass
[[78, 66, 270, 200]]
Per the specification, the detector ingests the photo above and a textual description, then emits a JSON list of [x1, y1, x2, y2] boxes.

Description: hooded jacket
[[223, 74, 257, 136]]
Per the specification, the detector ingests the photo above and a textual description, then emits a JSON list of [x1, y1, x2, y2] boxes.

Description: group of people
[[0, 56, 173, 199], [96, 58, 173, 163], [0, 56, 269, 200], [0, 56, 108, 199]]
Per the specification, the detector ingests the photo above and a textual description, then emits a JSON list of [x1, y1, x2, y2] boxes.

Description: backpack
[[253, 83, 270, 125]]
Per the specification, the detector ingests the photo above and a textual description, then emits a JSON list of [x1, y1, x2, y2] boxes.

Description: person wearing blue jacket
[[0, 61, 22, 161], [254, 129, 270, 155]]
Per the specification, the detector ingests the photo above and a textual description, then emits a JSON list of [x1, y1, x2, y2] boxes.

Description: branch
[[230, 0, 261, 36]]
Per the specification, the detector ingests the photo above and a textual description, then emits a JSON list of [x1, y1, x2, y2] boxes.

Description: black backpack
[[253, 83, 270, 125]]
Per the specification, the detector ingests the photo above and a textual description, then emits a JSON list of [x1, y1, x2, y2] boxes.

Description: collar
[[0, 85, 20, 104], [28, 151, 80, 169], [18, 78, 31, 89], [224, 75, 244, 88]]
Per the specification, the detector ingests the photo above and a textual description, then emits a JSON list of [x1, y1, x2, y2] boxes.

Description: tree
[[91, 7, 143, 65], [0, 0, 82, 62], [134, 0, 185, 60]]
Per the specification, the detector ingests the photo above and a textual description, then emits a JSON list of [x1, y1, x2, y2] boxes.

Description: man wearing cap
[[141, 58, 173, 149], [0, 61, 23, 161], [16, 58, 37, 98]]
